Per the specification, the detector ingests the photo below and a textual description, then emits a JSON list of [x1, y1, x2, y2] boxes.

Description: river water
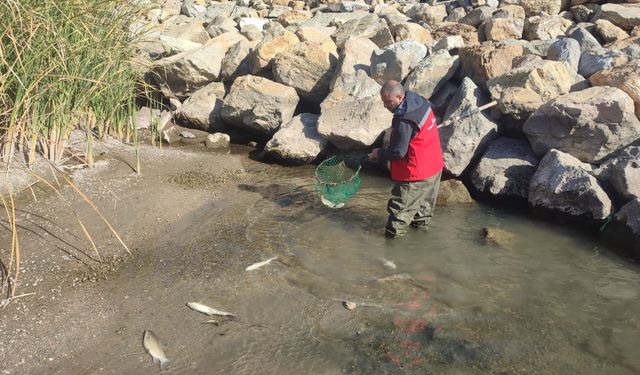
[[51, 149, 640, 374]]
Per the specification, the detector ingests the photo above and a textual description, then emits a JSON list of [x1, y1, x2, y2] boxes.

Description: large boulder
[[391, 22, 432, 44], [440, 77, 499, 177], [471, 137, 539, 199], [370, 41, 428, 84], [330, 36, 378, 90], [458, 43, 524, 87], [487, 57, 574, 126], [593, 3, 640, 31], [523, 86, 640, 163], [151, 43, 227, 100], [437, 179, 475, 205], [524, 15, 574, 41], [272, 41, 337, 104], [568, 27, 602, 52], [483, 18, 525, 41], [249, 24, 299, 74], [614, 199, 640, 249], [404, 4, 448, 27], [404, 51, 460, 100], [516, 0, 562, 17], [578, 48, 629, 78], [528, 149, 612, 220], [594, 19, 630, 44], [459, 6, 495, 27], [546, 37, 581, 71], [158, 35, 203, 57], [265, 113, 327, 164], [332, 14, 394, 48], [220, 75, 299, 135], [175, 82, 225, 131], [295, 27, 338, 54], [317, 71, 392, 149], [220, 39, 255, 82], [589, 62, 640, 118], [432, 23, 481, 47], [596, 146, 640, 202]]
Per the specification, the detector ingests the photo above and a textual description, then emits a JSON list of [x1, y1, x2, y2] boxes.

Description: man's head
[[380, 80, 405, 113]]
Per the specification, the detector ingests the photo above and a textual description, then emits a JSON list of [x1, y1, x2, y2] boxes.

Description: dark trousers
[[386, 170, 442, 237]]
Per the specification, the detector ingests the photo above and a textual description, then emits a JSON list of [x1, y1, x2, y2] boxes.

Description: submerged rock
[[265, 113, 327, 164], [596, 146, 640, 202], [436, 179, 475, 205]]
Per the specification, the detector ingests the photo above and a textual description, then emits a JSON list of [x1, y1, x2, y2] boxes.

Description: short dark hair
[[380, 80, 405, 97]]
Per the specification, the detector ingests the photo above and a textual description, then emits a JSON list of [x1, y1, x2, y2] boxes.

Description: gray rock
[[437, 179, 475, 205], [204, 3, 257, 20], [158, 35, 203, 57], [221, 75, 299, 135], [181, 0, 207, 18], [523, 86, 640, 163], [578, 48, 628, 78], [528, 149, 612, 220], [482, 18, 524, 41], [370, 41, 427, 84], [547, 38, 581, 71], [205, 16, 238, 38], [596, 146, 640, 201], [332, 14, 394, 48], [471, 137, 539, 199], [272, 41, 337, 104], [570, 73, 591, 92], [205, 133, 231, 148], [404, 51, 459, 100], [429, 81, 459, 115], [135, 107, 169, 130], [522, 39, 558, 56], [180, 130, 196, 138], [249, 24, 299, 74], [151, 43, 227, 100], [445, 7, 467, 23], [440, 77, 498, 177], [175, 82, 225, 131], [593, 3, 640, 31], [459, 6, 494, 27], [492, 5, 526, 20], [568, 27, 602, 52], [615, 199, 640, 237], [433, 35, 465, 52], [265, 113, 327, 164], [570, 5, 593, 24], [317, 71, 392, 149], [220, 39, 254, 82], [330, 36, 378, 90], [241, 25, 263, 41], [404, 4, 447, 27]]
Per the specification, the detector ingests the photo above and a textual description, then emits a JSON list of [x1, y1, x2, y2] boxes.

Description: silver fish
[[143, 330, 169, 370], [380, 258, 397, 270], [187, 302, 235, 317], [245, 256, 278, 271]]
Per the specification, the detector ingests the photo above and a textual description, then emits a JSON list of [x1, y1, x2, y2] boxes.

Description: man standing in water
[[368, 80, 444, 238]]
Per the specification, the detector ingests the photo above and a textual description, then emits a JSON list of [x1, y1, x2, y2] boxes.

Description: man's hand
[[368, 148, 380, 161]]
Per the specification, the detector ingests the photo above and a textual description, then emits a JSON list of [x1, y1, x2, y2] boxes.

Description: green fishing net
[[315, 156, 362, 208]]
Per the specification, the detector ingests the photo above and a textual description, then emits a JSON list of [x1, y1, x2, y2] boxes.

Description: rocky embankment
[[131, 0, 640, 256]]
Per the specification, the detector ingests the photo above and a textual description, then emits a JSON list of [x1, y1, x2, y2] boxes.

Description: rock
[[135, 107, 169, 130], [471, 137, 539, 199], [528, 149, 612, 220], [445, 7, 467, 23], [161, 19, 210, 44], [432, 23, 481, 46], [481, 227, 516, 250], [220, 39, 255, 82], [593, 3, 640, 31], [163, 126, 181, 144], [265, 113, 327, 163], [522, 38, 559, 56], [370, 41, 427, 84], [317, 71, 392, 149], [487, 57, 574, 125], [589, 62, 640, 119], [175, 82, 225, 131], [458, 43, 524, 87], [578, 48, 628, 78], [523, 86, 640, 163], [410, 5, 448, 28], [436, 179, 475, 205], [633, 26, 640, 37], [249, 24, 299, 74], [151, 43, 227, 100], [206, 32, 247, 53], [205, 3, 259, 20], [330, 36, 378, 90], [205, 133, 231, 148], [337, 1, 371, 12], [492, 5, 526, 20], [596, 146, 640, 201], [524, 15, 574, 41], [241, 25, 263, 41], [546, 38, 581, 71], [568, 27, 602, 52], [440, 77, 498, 177], [277, 10, 313, 27], [433, 35, 465, 52], [570, 5, 593, 24], [238, 17, 268, 30], [614, 199, 640, 240], [404, 51, 460, 100], [272, 41, 338, 104], [517, 0, 562, 17], [459, 6, 494, 27], [205, 16, 238, 38], [180, 130, 196, 139], [483, 18, 524, 41], [429, 81, 459, 115], [594, 19, 630, 44], [332, 14, 394, 48], [391, 22, 432, 44], [295, 27, 337, 51], [221, 75, 299, 135], [158, 35, 203, 56], [181, 0, 206, 18]]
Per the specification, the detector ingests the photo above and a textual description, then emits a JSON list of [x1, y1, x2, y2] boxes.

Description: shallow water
[[52, 154, 640, 374]]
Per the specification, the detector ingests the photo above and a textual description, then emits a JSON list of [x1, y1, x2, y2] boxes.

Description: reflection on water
[[239, 163, 640, 375]]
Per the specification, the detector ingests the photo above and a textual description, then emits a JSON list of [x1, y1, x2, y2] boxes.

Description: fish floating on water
[[380, 258, 397, 270], [245, 256, 278, 271], [143, 330, 169, 370], [187, 302, 235, 317]]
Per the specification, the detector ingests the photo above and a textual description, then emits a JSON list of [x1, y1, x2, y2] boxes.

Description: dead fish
[[380, 258, 397, 270], [245, 256, 278, 271], [187, 302, 235, 317], [143, 330, 169, 370]]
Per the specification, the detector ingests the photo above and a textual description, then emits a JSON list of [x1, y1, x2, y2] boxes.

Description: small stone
[[180, 131, 196, 139], [205, 133, 231, 149]]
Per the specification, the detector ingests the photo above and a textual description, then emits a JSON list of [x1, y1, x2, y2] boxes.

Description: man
[[368, 80, 444, 238]]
